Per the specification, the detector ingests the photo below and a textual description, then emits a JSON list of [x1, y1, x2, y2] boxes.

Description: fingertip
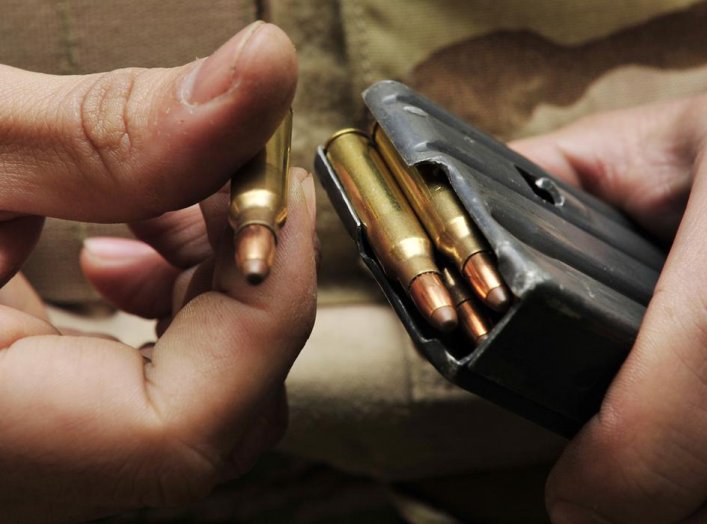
[[509, 135, 582, 186], [82, 237, 155, 264], [184, 22, 266, 106], [80, 236, 155, 283], [222, 22, 297, 132], [80, 237, 179, 318], [182, 22, 297, 109], [182, 22, 297, 110], [245, 23, 298, 99]]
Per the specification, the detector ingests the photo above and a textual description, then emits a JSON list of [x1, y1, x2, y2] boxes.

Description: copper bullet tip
[[463, 252, 512, 312], [242, 259, 270, 284], [485, 285, 512, 312], [431, 305, 458, 333], [409, 272, 458, 332], [235, 224, 276, 285]]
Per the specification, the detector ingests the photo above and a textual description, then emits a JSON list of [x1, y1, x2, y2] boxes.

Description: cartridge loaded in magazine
[[315, 80, 665, 437]]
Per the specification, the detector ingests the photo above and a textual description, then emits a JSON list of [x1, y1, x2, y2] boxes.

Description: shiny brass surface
[[326, 129, 456, 330], [373, 125, 485, 268], [374, 125, 511, 311], [229, 108, 293, 235], [325, 129, 438, 285]]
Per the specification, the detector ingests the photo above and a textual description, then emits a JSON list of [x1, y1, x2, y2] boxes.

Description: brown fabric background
[[1, 0, 254, 75], [269, 0, 382, 304]]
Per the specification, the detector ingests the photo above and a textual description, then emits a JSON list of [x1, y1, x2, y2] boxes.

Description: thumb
[[0, 21, 296, 222]]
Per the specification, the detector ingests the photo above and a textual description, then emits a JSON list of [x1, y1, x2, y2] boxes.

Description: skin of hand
[[510, 93, 707, 523], [0, 21, 318, 522]]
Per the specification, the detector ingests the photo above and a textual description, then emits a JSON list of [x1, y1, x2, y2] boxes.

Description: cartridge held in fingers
[[229, 109, 293, 284]]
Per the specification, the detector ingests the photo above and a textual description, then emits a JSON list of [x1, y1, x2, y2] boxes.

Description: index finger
[[510, 96, 704, 240], [143, 170, 317, 456]]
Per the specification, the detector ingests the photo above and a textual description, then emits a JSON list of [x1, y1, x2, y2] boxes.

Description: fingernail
[[181, 21, 265, 105], [550, 501, 614, 524], [83, 237, 154, 260]]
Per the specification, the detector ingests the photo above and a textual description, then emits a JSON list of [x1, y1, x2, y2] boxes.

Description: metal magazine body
[[315, 81, 665, 437]]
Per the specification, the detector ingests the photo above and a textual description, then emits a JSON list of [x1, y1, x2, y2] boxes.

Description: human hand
[[0, 21, 317, 522], [512, 94, 707, 523]]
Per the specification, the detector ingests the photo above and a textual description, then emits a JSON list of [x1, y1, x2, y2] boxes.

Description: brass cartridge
[[442, 267, 490, 345], [373, 125, 511, 312], [229, 109, 293, 283], [325, 129, 457, 333]]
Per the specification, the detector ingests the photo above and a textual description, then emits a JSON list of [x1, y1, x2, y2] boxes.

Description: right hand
[[0, 21, 317, 523]]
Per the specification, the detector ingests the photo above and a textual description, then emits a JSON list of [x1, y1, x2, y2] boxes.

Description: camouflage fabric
[[339, 0, 707, 141], [4, 1, 707, 522]]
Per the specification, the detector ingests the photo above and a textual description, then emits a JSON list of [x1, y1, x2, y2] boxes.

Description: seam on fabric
[[352, 0, 373, 92], [237, 0, 258, 26], [55, 0, 78, 74]]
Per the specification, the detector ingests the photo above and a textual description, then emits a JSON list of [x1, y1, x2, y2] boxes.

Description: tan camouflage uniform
[[3, 1, 707, 521]]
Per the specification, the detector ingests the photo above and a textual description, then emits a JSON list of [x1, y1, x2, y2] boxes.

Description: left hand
[[511, 93, 707, 523]]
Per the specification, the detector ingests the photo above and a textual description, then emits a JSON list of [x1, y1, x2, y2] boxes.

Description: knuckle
[[69, 68, 168, 218], [587, 149, 623, 195], [78, 69, 141, 170], [568, 113, 631, 196]]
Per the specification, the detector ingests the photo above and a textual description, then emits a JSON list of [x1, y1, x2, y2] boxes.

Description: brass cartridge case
[[373, 125, 511, 311], [229, 109, 292, 283], [373, 125, 485, 267], [229, 108, 292, 234], [325, 129, 456, 332]]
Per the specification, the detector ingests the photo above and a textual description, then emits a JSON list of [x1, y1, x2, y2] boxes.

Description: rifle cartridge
[[325, 128, 457, 333], [442, 266, 490, 345], [229, 109, 293, 284], [373, 125, 511, 312]]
